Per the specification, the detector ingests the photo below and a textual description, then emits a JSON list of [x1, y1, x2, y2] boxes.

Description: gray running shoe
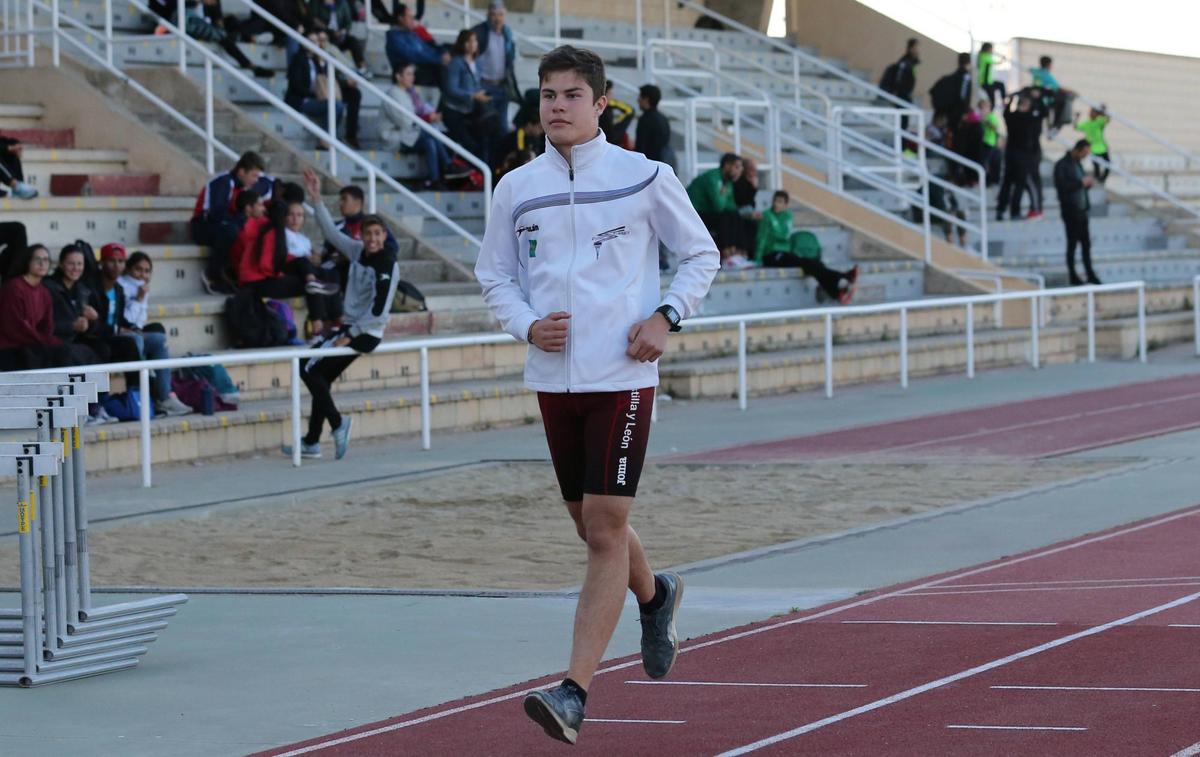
[[332, 416, 353, 460], [523, 685, 585, 745], [640, 571, 684, 679], [281, 441, 322, 459]]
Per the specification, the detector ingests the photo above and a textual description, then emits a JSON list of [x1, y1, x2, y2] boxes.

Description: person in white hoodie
[[114, 249, 192, 416], [474, 46, 719, 745]]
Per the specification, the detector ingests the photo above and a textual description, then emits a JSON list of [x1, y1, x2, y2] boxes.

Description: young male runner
[[474, 46, 719, 745]]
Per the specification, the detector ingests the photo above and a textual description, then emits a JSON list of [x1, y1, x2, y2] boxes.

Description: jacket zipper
[[565, 154, 577, 392]]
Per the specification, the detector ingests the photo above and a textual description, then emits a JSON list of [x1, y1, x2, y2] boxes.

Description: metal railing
[[10, 0, 489, 247], [668, 96, 779, 192], [50, 282, 1147, 488], [950, 268, 1048, 328]]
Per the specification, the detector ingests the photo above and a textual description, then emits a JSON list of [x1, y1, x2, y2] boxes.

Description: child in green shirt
[[1075, 106, 1111, 183], [755, 190, 859, 304], [979, 97, 1003, 185], [977, 42, 1006, 107]]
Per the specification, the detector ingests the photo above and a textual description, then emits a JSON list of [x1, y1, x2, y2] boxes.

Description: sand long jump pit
[[0, 459, 1128, 590]]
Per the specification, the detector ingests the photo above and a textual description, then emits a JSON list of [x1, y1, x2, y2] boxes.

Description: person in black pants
[[634, 84, 673, 166], [997, 93, 1044, 220], [1055, 140, 1100, 286]]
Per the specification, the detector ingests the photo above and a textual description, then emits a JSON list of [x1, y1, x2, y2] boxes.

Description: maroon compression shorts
[[537, 387, 655, 501]]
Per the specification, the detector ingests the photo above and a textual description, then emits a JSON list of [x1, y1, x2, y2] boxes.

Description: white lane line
[[1170, 624, 1200, 628], [902, 585, 1200, 597], [585, 718, 686, 724], [626, 680, 866, 689], [273, 505, 1200, 756], [1171, 740, 1200, 757], [941, 576, 1200, 589], [841, 620, 1058, 626], [947, 724, 1087, 732], [714, 589, 1200, 756], [993, 685, 1200, 693]]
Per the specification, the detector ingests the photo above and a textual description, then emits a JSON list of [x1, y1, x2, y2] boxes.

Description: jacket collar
[[545, 129, 608, 174]]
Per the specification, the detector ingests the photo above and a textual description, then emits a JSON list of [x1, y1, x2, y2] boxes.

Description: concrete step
[[699, 261, 925, 315], [1006, 253, 1200, 289], [2, 127, 73, 148], [660, 327, 1079, 400], [1092, 312, 1196, 359], [20, 149, 131, 193], [49, 173, 160, 197], [6, 195, 195, 246], [0, 104, 46, 129]]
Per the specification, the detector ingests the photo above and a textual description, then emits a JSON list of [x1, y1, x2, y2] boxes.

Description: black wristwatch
[[654, 304, 682, 332]]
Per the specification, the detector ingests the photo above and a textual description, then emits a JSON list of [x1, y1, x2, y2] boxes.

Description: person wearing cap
[[92, 244, 192, 416]]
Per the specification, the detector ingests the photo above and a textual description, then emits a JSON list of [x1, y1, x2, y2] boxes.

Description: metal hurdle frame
[[0, 375, 187, 686]]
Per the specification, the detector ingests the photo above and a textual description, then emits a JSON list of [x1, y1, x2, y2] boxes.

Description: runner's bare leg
[[567, 500, 655, 603]]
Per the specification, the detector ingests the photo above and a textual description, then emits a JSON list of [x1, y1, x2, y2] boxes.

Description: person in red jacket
[[0, 244, 78, 371], [233, 192, 341, 338]]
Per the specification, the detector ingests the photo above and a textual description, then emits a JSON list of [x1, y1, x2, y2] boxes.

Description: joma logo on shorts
[[616, 456, 628, 485]]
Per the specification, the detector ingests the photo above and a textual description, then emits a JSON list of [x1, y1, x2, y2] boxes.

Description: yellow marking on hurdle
[[18, 500, 30, 535]]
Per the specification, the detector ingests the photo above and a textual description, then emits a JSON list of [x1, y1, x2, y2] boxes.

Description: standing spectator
[[0, 136, 38, 200], [94, 244, 193, 416], [1055, 139, 1100, 286], [442, 29, 499, 168], [234, 193, 342, 337], [929, 52, 973, 130], [176, 0, 273, 77], [290, 169, 401, 460], [1075, 106, 1111, 183], [600, 80, 634, 147], [0, 245, 77, 371], [192, 150, 276, 295], [1029, 56, 1075, 132], [473, 1, 518, 135], [385, 2, 449, 86], [635, 84, 673, 166], [309, 0, 366, 74], [979, 97, 1003, 185], [755, 191, 858, 304], [977, 42, 1006, 107], [381, 64, 454, 189], [687, 153, 746, 259], [996, 94, 1043, 221]]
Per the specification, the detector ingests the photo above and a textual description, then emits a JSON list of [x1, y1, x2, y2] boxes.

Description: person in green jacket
[[755, 190, 859, 304], [1075, 105, 1111, 183], [977, 42, 1006, 107], [687, 153, 746, 259], [979, 97, 1003, 184]]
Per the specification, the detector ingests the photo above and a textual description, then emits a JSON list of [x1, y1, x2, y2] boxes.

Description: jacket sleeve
[[47, 283, 78, 341], [1054, 158, 1081, 193], [206, 176, 232, 224], [473, 178, 539, 342], [649, 167, 719, 320], [312, 201, 365, 262], [443, 58, 476, 106]]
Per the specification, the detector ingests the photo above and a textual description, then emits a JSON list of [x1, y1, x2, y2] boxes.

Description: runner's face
[[540, 70, 605, 150]]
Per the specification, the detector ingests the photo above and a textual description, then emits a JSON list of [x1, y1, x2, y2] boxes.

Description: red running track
[[672, 374, 1200, 462], [258, 504, 1200, 756]]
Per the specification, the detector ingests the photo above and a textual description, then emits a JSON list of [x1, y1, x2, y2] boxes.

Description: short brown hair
[[361, 215, 388, 234], [538, 45, 605, 103]]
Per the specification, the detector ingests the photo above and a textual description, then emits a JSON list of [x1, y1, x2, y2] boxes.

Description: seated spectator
[[473, 1, 517, 137], [495, 108, 545, 173], [287, 29, 361, 150], [1029, 55, 1074, 132], [319, 184, 401, 289], [600, 80, 634, 148], [442, 29, 499, 168], [45, 245, 103, 366], [386, 2, 449, 87], [755, 191, 858, 304], [309, 0, 367, 74], [93, 244, 192, 416], [733, 156, 762, 254], [0, 244, 78, 371], [0, 220, 29, 282], [235, 192, 342, 338], [1075, 106, 1111, 183], [227, 189, 267, 273], [192, 150, 276, 295], [382, 64, 454, 189], [176, 0, 272, 77], [635, 84, 673, 166], [236, 0, 314, 62], [0, 135, 38, 200], [687, 153, 746, 259], [317, 29, 362, 150]]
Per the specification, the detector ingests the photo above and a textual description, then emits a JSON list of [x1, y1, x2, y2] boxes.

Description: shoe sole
[[523, 693, 578, 745], [647, 572, 685, 680], [335, 417, 353, 460]]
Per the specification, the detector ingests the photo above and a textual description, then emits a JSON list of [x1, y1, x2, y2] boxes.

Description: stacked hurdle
[[0, 372, 187, 687]]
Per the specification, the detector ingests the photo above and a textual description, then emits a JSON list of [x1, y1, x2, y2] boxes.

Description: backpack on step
[[224, 288, 288, 348]]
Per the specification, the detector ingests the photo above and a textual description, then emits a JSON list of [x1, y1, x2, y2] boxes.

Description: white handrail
[[57, 282, 1147, 487]]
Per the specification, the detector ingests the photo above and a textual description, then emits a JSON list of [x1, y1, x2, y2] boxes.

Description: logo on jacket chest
[[591, 226, 629, 259]]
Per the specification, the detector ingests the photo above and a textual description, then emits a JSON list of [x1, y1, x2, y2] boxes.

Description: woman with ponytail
[[233, 185, 342, 338]]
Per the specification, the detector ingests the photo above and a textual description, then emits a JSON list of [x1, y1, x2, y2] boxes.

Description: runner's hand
[[627, 315, 668, 363], [530, 312, 570, 352]]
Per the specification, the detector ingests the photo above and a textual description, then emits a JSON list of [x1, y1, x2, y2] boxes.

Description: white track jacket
[[475, 131, 719, 393]]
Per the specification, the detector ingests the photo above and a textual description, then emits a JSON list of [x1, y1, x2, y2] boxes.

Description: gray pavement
[[0, 345, 1198, 756]]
